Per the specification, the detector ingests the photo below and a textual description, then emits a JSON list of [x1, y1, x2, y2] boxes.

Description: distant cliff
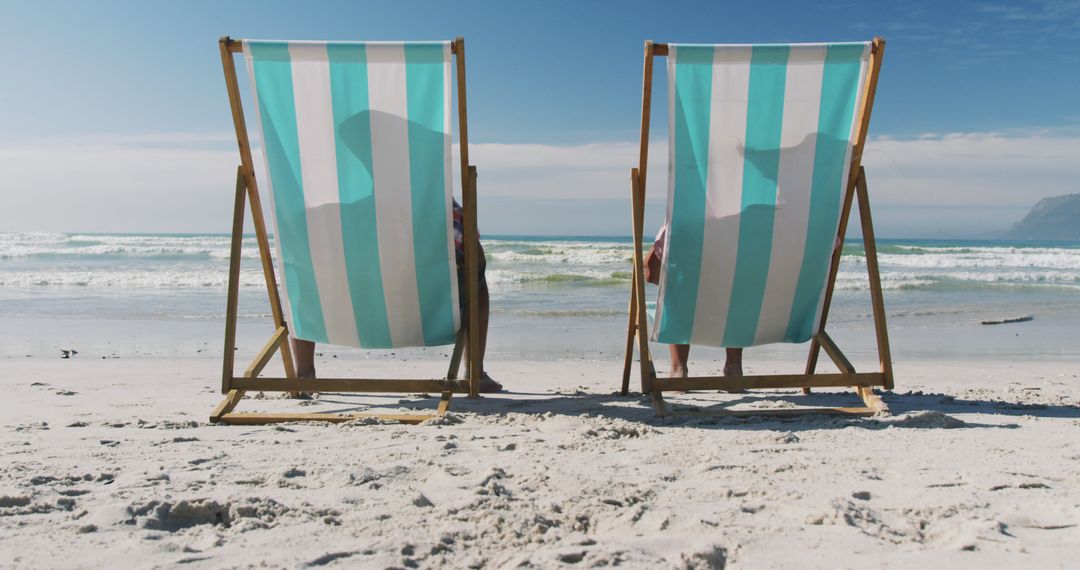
[[1006, 194, 1080, 241]]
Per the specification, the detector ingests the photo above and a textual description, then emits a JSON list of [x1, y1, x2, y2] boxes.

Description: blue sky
[[1, 0, 1078, 236]]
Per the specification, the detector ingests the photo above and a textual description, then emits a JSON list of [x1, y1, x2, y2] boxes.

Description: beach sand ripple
[[1, 358, 1079, 567]]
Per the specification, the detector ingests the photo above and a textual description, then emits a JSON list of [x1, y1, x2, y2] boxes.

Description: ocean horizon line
[[3, 230, 1077, 247]]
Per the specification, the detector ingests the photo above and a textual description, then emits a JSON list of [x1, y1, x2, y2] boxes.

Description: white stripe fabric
[[243, 40, 460, 349], [752, 46, 825, 344], [441, 53, 460, 326], [651, 55, 678, 337], [289, 43, 361, 347], [809, 56, 871, 335], [653, 42, 871, 348], [242, 52, 295, 331], [366, 44, 424, 347], [686, 46, 752, 345]]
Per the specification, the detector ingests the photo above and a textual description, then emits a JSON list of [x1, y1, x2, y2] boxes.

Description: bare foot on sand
[[668, 365, 690, 394], [721, 360, 746, 393], [288, 370, 314, 399], [465, 371, 503, 393], [479, 372, 503, 393]]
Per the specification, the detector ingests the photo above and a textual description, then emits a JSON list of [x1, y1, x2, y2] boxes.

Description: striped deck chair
[[212, 36, 482, 424], [621, 38, 894, 417]]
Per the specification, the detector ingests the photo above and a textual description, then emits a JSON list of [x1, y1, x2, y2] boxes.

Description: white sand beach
[[3, 354, 1078, 569]]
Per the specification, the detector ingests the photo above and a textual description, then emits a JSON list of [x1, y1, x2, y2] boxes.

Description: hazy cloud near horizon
[[1, 129, 1076, 237]]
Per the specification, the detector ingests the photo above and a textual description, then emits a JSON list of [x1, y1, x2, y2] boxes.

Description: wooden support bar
[[621, 39, 659, 398], [221, 167, 246, 393], [638, 41, 655, 195], [464, 167, 481, 398], [630, 170, 656, 394], [446, 327, 465, 380], [858, 386, 889, 413], [219, 35, 296, 380], [652, 390, 669, 416], [651, 380, 883, 419], [655, 372, 885, 392], [231, 377, 472, 394], [662, 407, 880, 419], [210, 389, 246, 422], [455, 37, 472, 208], [243, 326, 288, 378], [437, 391, 453, 415], [649, 41, 879, 57], [817, 331, 855, 374], [216, 412, 439, 425], [454, 37, 480, 400], [224, 38, 460, 55], [857, 168, 895, 390], [620, 273, 637, 396]]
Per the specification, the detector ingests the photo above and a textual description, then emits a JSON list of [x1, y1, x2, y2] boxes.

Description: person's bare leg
[[723, 348, 743, 377], [471, 279, 503, 392], [289, 338, 315, 398], [669, 344, 690, 378], [464, 242, 501, 393], [719, 347, 746, 394]]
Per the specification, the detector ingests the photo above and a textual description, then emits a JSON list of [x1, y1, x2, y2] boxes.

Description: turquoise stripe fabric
[[405, 44, 456, 346], [246, 40, 459, 349], [784, 44, 866, 342], [657, 45, 714, 345], [248, 42, 327, 343], [656, 42, 870, 348], [326, 44, 394, 348], [722, 46, 789, 347]]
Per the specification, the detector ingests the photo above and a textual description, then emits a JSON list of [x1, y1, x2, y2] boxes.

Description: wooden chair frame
[[211, 36, 482, 425], [621, 38, 895, 418]]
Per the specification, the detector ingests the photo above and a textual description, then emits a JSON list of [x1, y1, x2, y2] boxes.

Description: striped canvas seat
[[244, 41, 459, 349], [654, 43, 871, 348]]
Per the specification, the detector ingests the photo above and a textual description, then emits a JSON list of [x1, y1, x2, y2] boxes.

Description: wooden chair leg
[[630, 169, 656, 395], [437, 391, 453, 416], [857, 386, 888, 414], [651, 390, 669, 417], [621, 272, 639, 395], [856, 168, 895, 390], [447, 328, 466, 380], [210, 389, 245, 422]]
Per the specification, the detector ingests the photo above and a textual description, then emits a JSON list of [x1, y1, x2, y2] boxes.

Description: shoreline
[[4, 308, 1080, 364]]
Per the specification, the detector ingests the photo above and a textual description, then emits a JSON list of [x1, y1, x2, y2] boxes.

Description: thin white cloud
[[1, 130, 1077, 236], [0, 134, 238, 233], [862, 131, 1080, 207], [470, 130, 1080, 209]]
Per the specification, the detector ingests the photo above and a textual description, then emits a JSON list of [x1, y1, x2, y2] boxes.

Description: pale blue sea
[[2, 233, 1079, 367]]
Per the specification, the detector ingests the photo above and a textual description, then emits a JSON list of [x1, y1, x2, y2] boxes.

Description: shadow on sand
[[299, 387, 1078, 432]]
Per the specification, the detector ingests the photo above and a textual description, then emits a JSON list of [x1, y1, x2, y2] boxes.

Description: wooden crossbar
[[230, 377, 472, 394], [222, 36, 462, 55], [654, 372, 885, 393], [817, 332, 855, 375], [214, 390, 455, 425], [244, 326, 288, 378], [652, 375, 889, 419], [660, 407, 881, 419], [648, 41, 881, 57], [214, 412, 441, 425]]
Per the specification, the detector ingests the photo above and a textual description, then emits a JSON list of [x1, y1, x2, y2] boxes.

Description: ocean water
[[2, 232, 1079, 364]]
